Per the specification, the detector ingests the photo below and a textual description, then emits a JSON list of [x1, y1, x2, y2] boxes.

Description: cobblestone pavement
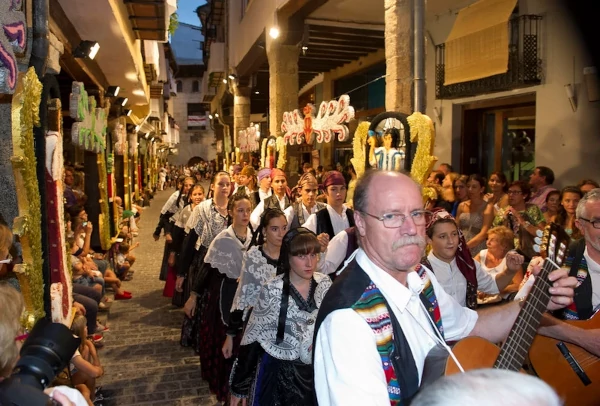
[[99, 184, 217, 406]]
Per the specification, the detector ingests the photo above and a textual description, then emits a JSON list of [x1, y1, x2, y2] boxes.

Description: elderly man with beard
[[313, 170, 578, 406]]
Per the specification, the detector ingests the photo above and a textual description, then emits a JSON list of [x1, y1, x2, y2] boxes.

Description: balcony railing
[[435, 15, 542, 99]]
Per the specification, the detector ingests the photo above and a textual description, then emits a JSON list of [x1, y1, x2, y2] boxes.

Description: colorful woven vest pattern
[[352, 267, 443, 405], [562, 255, 589, 320]]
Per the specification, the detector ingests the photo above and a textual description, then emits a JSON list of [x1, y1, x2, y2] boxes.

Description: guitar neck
[[494, 259, 555, 371]]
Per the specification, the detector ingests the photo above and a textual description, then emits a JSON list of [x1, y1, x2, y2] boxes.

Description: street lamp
[[269, 9, 280, 39]]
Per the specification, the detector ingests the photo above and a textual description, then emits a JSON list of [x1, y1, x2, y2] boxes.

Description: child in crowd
[[71, 255, 104, 296], [115, 241, 139, 281], [70, 315, 105, 405]]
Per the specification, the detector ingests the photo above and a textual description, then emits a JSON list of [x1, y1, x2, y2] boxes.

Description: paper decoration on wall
[[10, 67, 45, 327], [45, 98, 73, 325], [112, 120, 127, 155], [238, 123, 260, 153], [69, 82, 108, 153], [281, 94, 355, 145], [0, 0, 27, 94]]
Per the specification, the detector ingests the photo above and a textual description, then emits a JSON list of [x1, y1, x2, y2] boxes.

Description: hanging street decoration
[[281, 94, 355, 145], [238, 123, 260, 153], [69, 82, 108, 153]]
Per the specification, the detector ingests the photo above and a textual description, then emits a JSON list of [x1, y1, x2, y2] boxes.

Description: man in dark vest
[[250, 168, 291, 229], [285, 173, 326, 230], [537, 188, 600, 356], [313, 170, 578, 405]]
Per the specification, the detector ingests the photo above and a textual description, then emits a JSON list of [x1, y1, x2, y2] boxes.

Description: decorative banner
[[45, 97, 73, 325], [281, 94, 355, 145], [69, 82, 108, 153], [351, 121, 370, 179], [0, 0, 27, 94], [10, 67, 44, 327], [97, 151, 111, 250], [238, 123, 260, 153]]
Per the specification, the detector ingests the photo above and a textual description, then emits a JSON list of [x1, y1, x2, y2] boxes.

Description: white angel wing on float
[[281, 109, 305, 145], [312, 94, 355, 143]]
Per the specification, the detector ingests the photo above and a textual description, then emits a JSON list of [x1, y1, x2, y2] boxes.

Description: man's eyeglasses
[[507, 190, 523, 195], [360, 210, 432, 229], [579, 217, 600, 229]]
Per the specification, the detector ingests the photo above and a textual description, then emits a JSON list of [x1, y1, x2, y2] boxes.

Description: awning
[[443, 0, 518, 85]]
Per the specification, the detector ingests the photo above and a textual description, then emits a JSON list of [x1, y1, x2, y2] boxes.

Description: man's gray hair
[[412, 369, 562, 406], [576, 188, 600, 219]]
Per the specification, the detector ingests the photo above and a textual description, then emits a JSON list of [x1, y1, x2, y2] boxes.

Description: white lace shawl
[[173, 205, 193, 228], [203, 226, 253, 278], [240, 272, 332, 364], [193, 199, 228, 249], [231, 246, 278, 320]]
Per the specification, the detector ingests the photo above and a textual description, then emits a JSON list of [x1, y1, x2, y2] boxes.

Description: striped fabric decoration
[[353, 283, 402, 405], [415, 264, 444, 338], [351, 266, 444, 405]]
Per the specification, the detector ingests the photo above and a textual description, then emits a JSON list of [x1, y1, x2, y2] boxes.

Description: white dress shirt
[[303, 204, 350, 236], [317, 230, 350, 275], [584, 247, 600, 308], [250, 194, 287, 230], [314, 249, 478, 406], [427, 251, 499, 307]]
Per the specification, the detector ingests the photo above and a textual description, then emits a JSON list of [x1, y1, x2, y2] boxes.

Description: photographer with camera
[[0, 283, 86, 406]]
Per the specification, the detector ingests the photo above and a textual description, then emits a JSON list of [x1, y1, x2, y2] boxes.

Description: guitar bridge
[[557, 341, 592, 386]]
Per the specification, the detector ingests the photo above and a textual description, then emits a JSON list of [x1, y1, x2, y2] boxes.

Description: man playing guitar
[[536, 188, 600, 356]]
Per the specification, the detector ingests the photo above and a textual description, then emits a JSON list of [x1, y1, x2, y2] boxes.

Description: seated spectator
[[474, 226, 523, 304], [578, 178, 599, 195], [0, 223, 19, 291], [493, 180, 546, 262], [543, 190, 561, 224], [70, 315, 105, 404], [71, 255, 104, 296], [63, 166, 79, 209], [115, 241, 139, 281], [0, 284, 89, 405]]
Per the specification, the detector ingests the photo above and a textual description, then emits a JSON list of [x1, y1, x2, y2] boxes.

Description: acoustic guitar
[[422, 223, 570, 383], [529, 313, 600, 405]]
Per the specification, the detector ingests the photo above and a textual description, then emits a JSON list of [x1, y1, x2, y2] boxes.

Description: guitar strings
[[404, 295, 466, 374]]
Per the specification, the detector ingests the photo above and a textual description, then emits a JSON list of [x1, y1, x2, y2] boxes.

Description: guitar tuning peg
[[534, 237, 542, 245], [533, 245, 541, 253], [536, 229, 544, 238]]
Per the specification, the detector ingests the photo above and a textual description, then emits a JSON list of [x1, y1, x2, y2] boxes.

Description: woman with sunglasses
[[229, 228, 332, 406]]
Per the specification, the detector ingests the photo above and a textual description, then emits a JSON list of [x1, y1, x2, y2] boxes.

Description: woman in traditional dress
[[223, 208, 288, 356], [184, 194, 254, 402], [179, 171, 231, 350], [156, 176, 193, 283], [229, 228, 332, 406], [165, 183, 206, 305]]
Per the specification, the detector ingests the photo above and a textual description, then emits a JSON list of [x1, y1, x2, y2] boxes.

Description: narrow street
[[98, 185, 215, 406]]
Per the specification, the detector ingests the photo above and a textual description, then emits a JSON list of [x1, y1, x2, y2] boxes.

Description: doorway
[[461, 94, 536, 181]]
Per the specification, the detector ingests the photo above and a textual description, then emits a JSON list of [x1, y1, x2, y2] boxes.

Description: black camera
[[0, 319, 80, 406]]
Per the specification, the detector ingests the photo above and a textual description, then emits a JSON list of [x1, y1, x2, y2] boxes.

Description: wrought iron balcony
[[435, 15, 542, 99]]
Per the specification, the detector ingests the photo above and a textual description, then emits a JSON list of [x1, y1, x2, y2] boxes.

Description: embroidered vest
[[352, 264, 444, 405], [264, 194, 290, 211], [316, 207, 355, 240], [290, 201, 326, 229]]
